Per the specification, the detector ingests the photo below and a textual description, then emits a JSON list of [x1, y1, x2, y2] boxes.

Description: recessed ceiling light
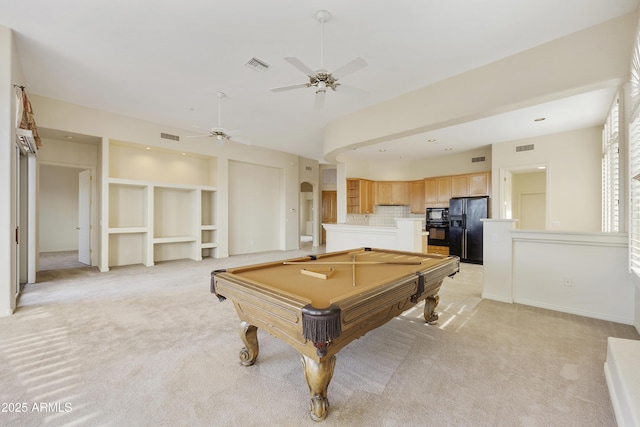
[[400, 155, 407, 159], [145, 146, 151, 150], [534, 117, 546, 122], [181, 152, 186, 156], [379, 149, 387, 152], [537, 166, 546, 170], [427, 138, 437, 143], [444, 147, 453, 151], [64, 135, 74, 140]]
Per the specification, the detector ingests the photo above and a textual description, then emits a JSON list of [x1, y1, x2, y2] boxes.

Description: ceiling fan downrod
[[316, 10, 330, 71], [215, 91, 225, 129]]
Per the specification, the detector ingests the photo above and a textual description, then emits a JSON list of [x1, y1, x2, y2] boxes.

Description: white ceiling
[[1, 0, 637, 162]]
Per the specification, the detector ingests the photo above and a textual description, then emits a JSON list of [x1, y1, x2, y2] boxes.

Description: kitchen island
[[323, 218, 426, 253]]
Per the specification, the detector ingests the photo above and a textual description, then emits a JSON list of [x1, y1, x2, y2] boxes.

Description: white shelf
[[107, 177, 218, 267], [104, 142, 220, 269], [109, 227, 148, 234], [153, 236, 197, 244]]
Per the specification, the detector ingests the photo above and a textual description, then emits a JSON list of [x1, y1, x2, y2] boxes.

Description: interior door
[[78, 170, 91, 265], [321, 191, 337, 243]]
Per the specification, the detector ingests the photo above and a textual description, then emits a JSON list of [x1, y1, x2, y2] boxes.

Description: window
[[630, 16, 640, 275], [629, 117, 640, 274], [602, 95, 620, 232]]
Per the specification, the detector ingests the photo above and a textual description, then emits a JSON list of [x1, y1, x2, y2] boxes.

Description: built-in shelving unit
[[105, 140, 218, 268], [200, 189, 218, 258]]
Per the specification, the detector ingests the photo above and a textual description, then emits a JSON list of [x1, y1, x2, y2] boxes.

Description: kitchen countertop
[[322, 218, 425, 253]]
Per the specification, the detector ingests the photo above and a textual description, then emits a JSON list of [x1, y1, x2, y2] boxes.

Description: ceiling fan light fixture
[[270, 9, 368, 108]]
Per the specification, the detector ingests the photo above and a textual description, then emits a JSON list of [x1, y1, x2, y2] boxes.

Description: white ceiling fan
[[271, 10, 368, 109], [188, 91, 251, 145]]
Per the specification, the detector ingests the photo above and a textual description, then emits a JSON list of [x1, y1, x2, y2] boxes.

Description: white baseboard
[[481, 293, 513, 304]]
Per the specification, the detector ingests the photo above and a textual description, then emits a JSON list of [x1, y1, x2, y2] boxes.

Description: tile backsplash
[[346, 205, 424, 227]]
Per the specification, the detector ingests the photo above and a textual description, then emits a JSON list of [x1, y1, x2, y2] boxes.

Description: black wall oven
[[426, 208, 449, 246]]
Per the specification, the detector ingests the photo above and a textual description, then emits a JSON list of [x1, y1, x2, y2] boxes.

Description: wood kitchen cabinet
[[427, 172, 491, 205], [428, 245, 450, 255], [409, 180, 425, 213], [451, 175, 469, 198], [346, 178, 374, 214], [436, 177, 451, 205], [451, 172, 491, 198], [424, 178, 437, 205], [469, 172, 490, 196], [374, 181, 410, 206], [424, 177, 451, 207]]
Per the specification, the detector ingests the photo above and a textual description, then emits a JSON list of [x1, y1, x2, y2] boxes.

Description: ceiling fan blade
[[271, 83, 310, 92], [314, 91, 326, 109], [335, 84, 369, 97], [331, 57, 367, 80], [284, 57, 316, 77]]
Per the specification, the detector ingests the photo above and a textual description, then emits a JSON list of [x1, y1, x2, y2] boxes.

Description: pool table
[[210, 247, 459, 421]]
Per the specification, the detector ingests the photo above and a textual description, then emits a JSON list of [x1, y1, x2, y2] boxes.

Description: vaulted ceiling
[[1, 0, 637, 161]]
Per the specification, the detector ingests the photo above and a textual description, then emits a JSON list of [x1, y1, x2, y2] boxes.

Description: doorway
[[38, 164, 94, 271], [501, 166, 547, 229]]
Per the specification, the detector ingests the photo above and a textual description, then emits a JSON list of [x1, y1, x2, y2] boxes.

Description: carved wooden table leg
[[423, 294, 440, 324], [238, 321, 259, 366], [301, 354, 336, 421]]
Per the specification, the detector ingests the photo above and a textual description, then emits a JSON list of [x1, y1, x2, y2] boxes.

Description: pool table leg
[[238, 321, 259, 366], [423, 295, 440, 324], [301, 354, 336, 421]]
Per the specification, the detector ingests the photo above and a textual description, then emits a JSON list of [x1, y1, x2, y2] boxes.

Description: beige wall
[[228, 161, 281, 254], [29, 95, 303, 266], [409, 146, 492, 180], [492, 127, 602, 232]]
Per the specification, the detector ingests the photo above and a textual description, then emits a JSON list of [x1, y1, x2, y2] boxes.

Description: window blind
[[629, 116, 640, 275]]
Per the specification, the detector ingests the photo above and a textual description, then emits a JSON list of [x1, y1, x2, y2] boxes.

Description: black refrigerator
[[449, 196, 488, 264]]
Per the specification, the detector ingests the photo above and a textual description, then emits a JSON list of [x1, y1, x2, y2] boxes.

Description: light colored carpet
[[1, 249, 638, 427], [38, 251, 87, 271]]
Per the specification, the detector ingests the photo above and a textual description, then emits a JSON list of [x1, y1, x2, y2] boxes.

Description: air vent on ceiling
[[305, 166, 312, 171], [244, 57, 270, 72], [471, 156, 486, 163], [515, 144, 534, 152], [160, 132, 180, 142]]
